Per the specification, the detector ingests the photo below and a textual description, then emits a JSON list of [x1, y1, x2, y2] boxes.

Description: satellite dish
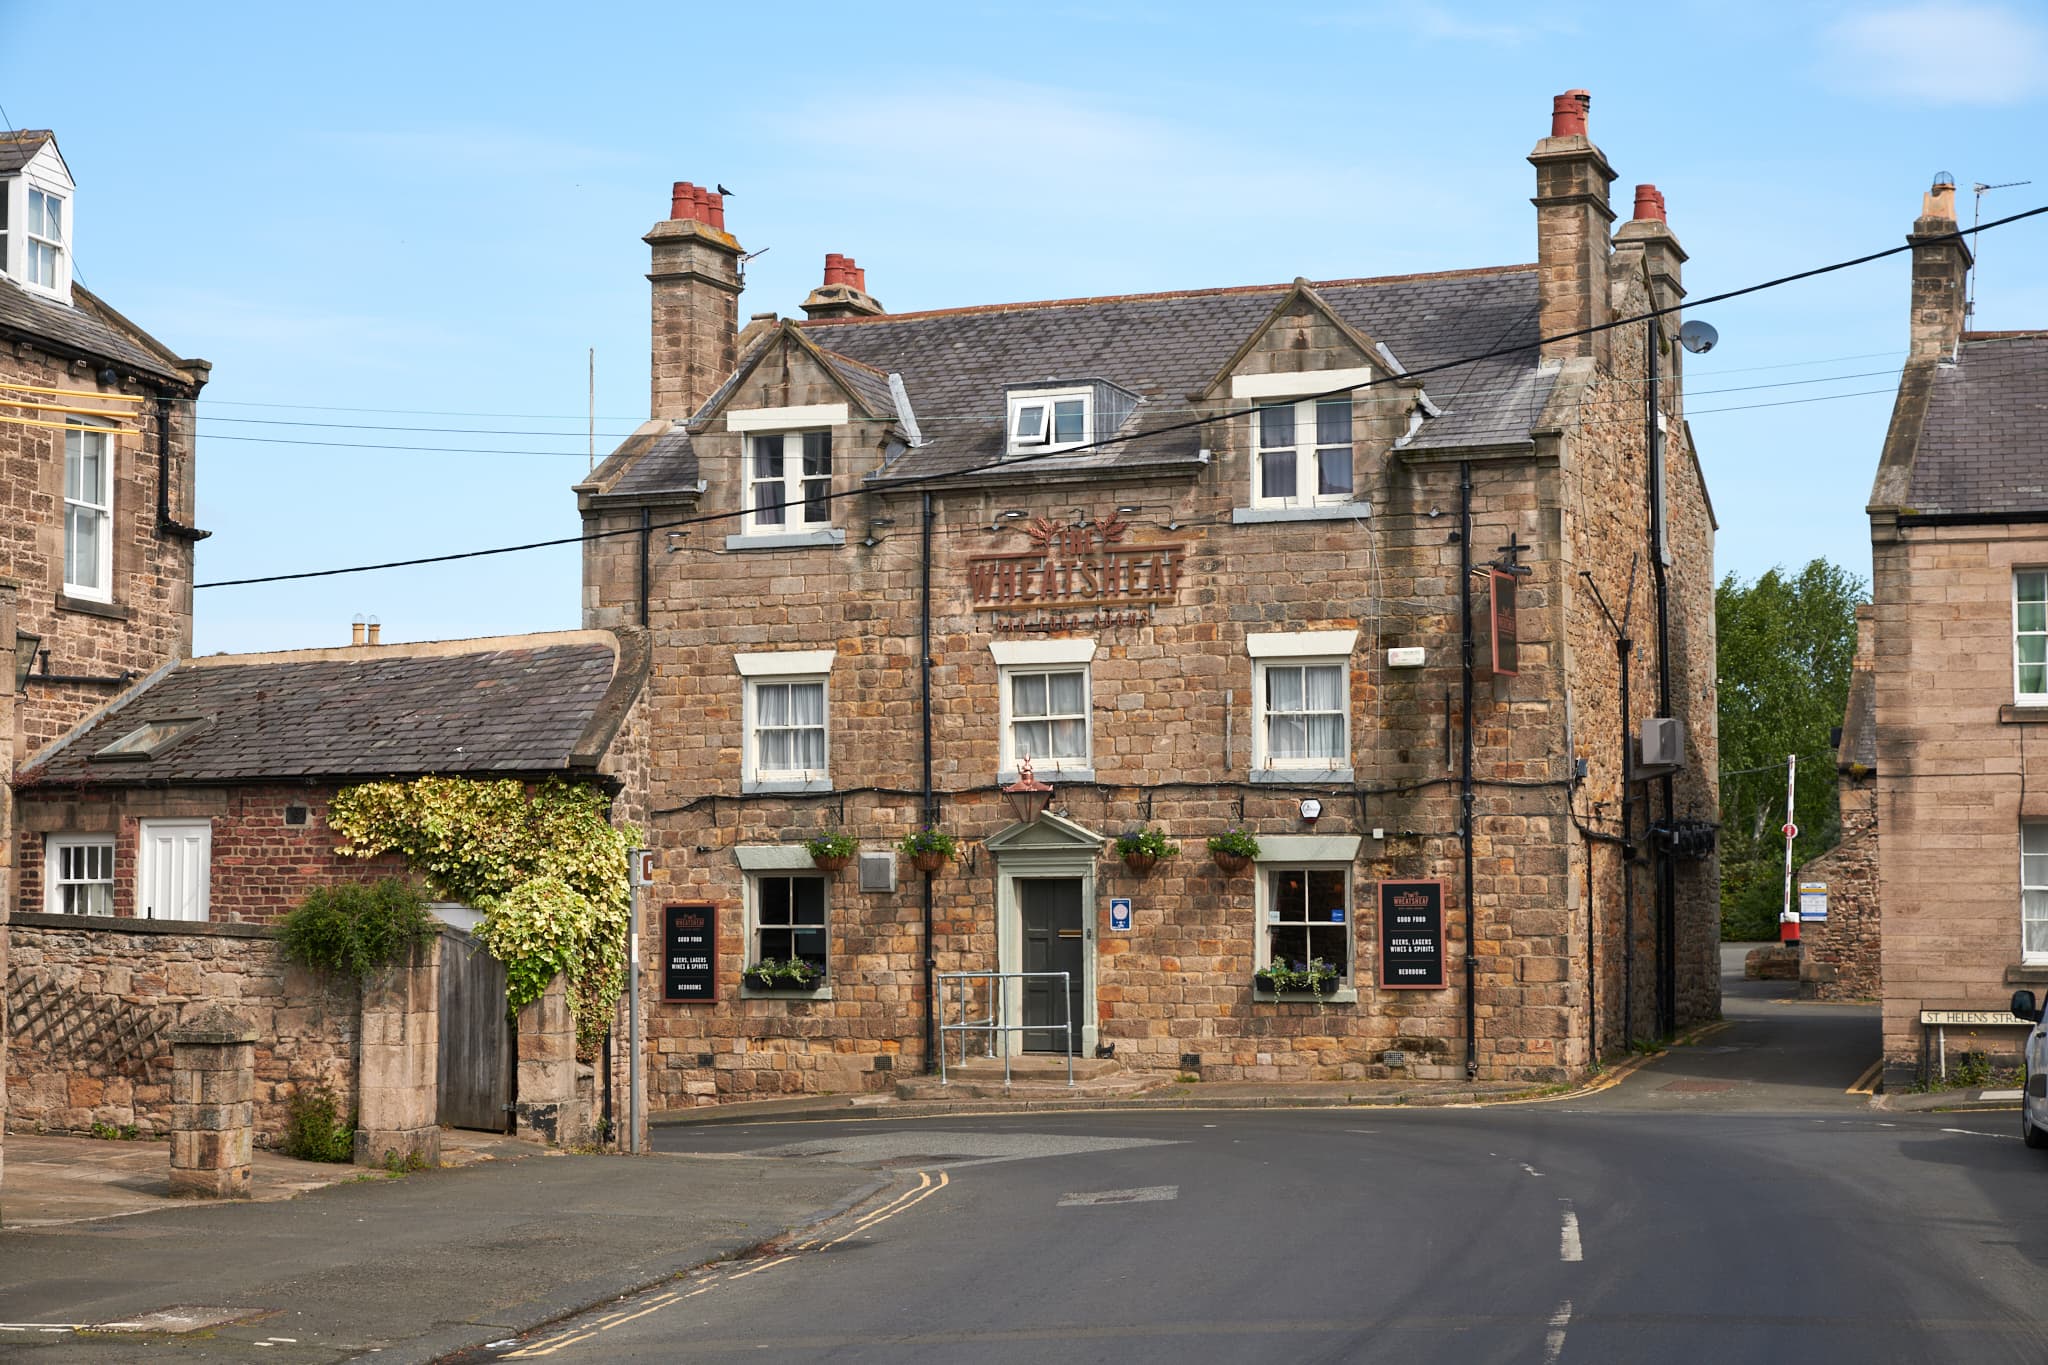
[[1678, 319, 1719, 355]]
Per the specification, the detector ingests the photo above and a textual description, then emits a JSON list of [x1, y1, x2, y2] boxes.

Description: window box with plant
[[897, 827, 957, 874], [806, 832, 857, 872], [1254, 957, 1343, 1006], [741, 956, 828, 992], [1207, 828, 1260, 874], [1115, 827, 1178, 875]]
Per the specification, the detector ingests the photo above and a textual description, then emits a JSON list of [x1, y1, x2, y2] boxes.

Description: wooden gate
[[437, 929, 512, 1132]]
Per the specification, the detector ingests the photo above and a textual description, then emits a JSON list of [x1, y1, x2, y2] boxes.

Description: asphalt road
[[471, 964, 2048, 1364]]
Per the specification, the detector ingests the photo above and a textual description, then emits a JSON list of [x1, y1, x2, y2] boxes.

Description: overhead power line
[[194, 204, 2048, 591]]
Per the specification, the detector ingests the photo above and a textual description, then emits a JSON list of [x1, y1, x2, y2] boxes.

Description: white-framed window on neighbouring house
[[745, 430, 833, 533], [64, 419, 113, 599], [25, 185, 63, 291], [1257, 866, 1352, 982], [45, 835, 114, 916], [1251, 397, 1353, 506], [2025, 822, 2048, 963], [2017, 571, 2047, 703], [751, 873, 828, 975]]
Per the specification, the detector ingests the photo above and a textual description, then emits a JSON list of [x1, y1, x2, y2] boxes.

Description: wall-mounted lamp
[[1001, 755, 1054, 825], [1116, 505, 1143, 516], [14, 629, 41, 693]]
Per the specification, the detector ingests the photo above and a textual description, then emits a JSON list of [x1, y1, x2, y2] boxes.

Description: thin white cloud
[[1824, 3, 2048, 104], [1307, 3, 1574, 44]]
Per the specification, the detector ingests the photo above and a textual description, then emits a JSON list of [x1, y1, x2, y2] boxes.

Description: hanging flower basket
[[1207, 829, 1259, 875], [897, 827, 957, 875], [806, 832, 857, 873], [1114, 827, 1177, 877]]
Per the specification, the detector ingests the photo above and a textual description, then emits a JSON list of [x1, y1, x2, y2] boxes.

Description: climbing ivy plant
[[329, 777, 635, 1054]]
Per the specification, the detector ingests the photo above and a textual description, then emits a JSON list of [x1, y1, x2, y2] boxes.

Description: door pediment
[[983, 810, 1107, 856]]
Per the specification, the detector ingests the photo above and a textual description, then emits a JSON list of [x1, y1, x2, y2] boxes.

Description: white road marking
[[1559, 1204, 1584, 1262], [1543, 1299, 1573, 1364], [1522, 1163, 1543, 1177], [1981, 1089, 2024, 1101], [1059, 1185, 1179, 1207], [1941, 1127, 2017, 1140]]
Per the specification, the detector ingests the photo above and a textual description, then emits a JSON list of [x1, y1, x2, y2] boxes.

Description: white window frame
[[2016, 570, 2047, 706], [1247, 631, 1357, 774], [2025, 821, 2048, 965], [1007, 387, 1091, 455], [743, 429, 834, 535], [736, 650, 836, 791], [24, 184, 64, 293], [1250, 396, 1356, 508], [1254, 862, 1355, 985], [747, 871, 831, 976], [1000, 665, 1092, 775], [44, 834, 115, 916], [63, 418, 114, 601], [991, 638, 1096, 779]]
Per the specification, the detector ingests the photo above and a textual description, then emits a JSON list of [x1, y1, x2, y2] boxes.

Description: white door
[[138, 819, 211, 921]]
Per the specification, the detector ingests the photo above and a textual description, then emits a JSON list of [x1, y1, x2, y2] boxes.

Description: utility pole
[[628, 847, 650, 1152]]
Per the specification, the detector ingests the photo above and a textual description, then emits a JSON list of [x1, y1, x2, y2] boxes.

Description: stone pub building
[[579, 92, 1721, 1107]]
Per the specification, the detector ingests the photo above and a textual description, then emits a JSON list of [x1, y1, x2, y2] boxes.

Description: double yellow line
[[505, 1170, 951, 1359]]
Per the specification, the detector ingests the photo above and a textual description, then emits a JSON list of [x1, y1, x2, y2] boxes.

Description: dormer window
[[25, 186, 62, 290], [1008, 387, 1091, 454], [1252, 398, 1354, 507], [746, 430, 832, 533]]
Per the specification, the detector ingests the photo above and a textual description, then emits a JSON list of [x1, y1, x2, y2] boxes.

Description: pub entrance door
[[1019, 877, 1085, 1054]]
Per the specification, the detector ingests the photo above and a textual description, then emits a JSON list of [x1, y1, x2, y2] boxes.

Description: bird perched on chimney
[[717, 183, 734, 197]]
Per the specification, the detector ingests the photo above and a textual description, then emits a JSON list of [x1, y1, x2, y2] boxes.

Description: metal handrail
[[935, 970, 1074, 1088]]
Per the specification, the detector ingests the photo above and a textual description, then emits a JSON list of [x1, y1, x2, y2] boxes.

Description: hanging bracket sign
[[1379, 880, 1447, 990], [662, 903, 718, 1003]]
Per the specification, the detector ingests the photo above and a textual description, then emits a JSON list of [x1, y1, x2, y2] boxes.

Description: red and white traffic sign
[[1782, 823, 1798, 839], [631, 849, 656, 887]]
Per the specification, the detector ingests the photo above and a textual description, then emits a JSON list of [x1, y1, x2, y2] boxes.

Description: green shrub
[[280, 879, 439, 980], [282, 1087, 357, 1163]]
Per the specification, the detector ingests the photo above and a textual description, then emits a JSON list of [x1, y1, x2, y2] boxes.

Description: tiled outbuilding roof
[[800, 266, 1554, 484], [18, 630, 647, 789], [1906, 334, 2048, 517]]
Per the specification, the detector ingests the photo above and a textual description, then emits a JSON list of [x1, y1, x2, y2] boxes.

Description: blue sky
[[6, 1, 2044, 653]]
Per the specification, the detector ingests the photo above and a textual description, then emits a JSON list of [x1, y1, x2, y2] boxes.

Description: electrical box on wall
[[857, 851, 897, 893], [1387, 647, 1426, 668], [1637, 717, 1687, 774]]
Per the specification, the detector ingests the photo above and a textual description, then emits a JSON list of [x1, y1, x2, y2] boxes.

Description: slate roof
[[0, 277, 187, 383], [1906, 334, 2048, 517], [17, 632, 645, 789], [0, 129, 54, 175], [601, 423, 698, 500], [797, 266, 1555, 484]]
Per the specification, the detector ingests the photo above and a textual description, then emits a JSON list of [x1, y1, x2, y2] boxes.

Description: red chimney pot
[[1550, 89, 1591, 139], [671, 181, 695, 220], [1632, 183, 1666, 223], [706, 190, 725, 230]]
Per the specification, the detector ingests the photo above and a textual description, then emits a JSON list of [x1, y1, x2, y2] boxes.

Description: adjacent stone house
[[7, 629, 649, 1147], [579, 91, 1722, 1107], [2, 127, 210, 1192], [1797, 606, 1879, 1001], [1868, 179, 2048, 1083]]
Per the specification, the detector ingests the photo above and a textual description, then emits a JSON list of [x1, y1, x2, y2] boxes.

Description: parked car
[[2009, 991, 2048, 1148]]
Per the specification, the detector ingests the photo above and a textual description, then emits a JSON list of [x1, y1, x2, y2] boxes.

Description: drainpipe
[[153, 394, 208, 542], [1646, 331, 1678, 1038], [1460, 461, 1478, 1081], [638, 507, 652, 627], [1618, 628, 1636, 1052], [1585, 819, 1598, 1067], [921, 491, 937, 1075]]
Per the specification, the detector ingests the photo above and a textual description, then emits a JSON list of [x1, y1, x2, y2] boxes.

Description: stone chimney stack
[[1907, 174, 1971, 360], [801, 253, 886, 321], [1615, 182, 1688, 317], [647, 181, 743, 421], [1529, 89, 1617, 363]]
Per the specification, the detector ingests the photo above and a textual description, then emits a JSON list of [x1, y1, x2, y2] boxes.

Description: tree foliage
[[279, 878, 439, 980], [1716, 559, 1866, 939], [329, 777, 634, 1054]]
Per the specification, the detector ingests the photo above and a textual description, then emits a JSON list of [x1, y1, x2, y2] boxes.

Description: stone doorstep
[[896, 1071, 1172, 1102]]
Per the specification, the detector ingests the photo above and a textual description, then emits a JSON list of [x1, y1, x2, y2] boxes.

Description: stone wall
[[1798, 775, 1879, 1001], [16, 784, 408, 922], [5, 914, 358, 1143], [1873, 521, 2048, 1083]]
